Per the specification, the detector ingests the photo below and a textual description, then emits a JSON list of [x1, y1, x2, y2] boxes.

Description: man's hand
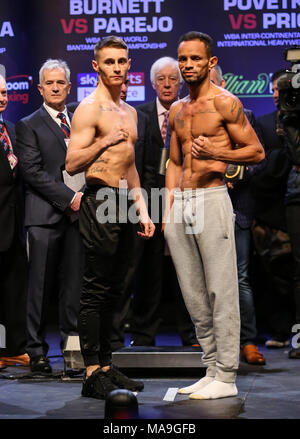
[[161, 213, 170, 232], [191, 136, 217, 160], [66, 192, 83, 215], [137, 215, 155, 239], [103, 127, 129, 148]]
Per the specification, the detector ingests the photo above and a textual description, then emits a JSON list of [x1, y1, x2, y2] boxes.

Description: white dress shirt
[[43, 104, 77, 204], [43, 103, 71, 128]]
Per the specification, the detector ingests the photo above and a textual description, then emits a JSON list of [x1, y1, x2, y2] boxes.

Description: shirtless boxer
[[163, 31, 265, 400], [66, 36, 155, 399]]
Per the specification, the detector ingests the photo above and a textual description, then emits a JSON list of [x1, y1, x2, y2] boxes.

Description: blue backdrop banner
[[1, 0, 298, 122]]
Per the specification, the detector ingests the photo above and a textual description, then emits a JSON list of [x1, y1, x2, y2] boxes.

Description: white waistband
[[174, 185, 227, 199]]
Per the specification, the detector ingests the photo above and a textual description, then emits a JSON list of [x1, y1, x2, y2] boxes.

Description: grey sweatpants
[[164, 185, 240, 382]]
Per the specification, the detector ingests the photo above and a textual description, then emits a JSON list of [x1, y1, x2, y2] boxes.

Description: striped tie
[[57, 112, 70, 138], [161, 110, 169, 143]]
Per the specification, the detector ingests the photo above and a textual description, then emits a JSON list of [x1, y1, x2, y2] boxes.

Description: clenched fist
[[191, 136, 217, 160]]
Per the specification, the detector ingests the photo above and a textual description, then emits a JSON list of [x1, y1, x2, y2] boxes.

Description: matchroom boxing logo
[[6, 74, 33, 105], [0, 68, 32, 105]]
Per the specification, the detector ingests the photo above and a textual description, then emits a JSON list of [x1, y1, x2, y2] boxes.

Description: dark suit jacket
[[137, 99, 165, 190], [15, 105, 75, 227], [252, 110, 291, 230], [228, 108, 265, 228], [135, 109, 156, 194], [66, 102, 79, 113], [0, 120, 21, 251], [257, 110, 283, 152]]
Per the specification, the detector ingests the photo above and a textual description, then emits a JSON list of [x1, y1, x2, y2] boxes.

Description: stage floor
[[0, 332, 299, 422]]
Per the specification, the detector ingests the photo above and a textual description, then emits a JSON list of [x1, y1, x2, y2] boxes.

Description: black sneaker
[[81, 368, 118, 399], [106, 364, 144, 392]]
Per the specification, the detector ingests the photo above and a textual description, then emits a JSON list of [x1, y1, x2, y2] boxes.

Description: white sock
[[189, 380, 238, 400], [178, 376, 214, 394]]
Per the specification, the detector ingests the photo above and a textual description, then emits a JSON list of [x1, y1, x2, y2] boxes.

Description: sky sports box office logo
[[77, 72, 145, 101]]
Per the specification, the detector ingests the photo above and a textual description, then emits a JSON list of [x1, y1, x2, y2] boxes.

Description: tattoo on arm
[[175, 110, 184, 129], [234, 105, 243, 123], [95, 159, 106, 164], [231, 100, 237, 114], [242, 112, 247, 129], [175, 117, 184, 129]]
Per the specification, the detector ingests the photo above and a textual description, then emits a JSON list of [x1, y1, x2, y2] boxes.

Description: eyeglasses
[[155, 76, 180, 85]]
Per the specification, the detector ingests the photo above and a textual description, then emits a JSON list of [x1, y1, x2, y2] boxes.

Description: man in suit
[[0, 73, 30, 368], [210, 65, 266, 365], [16, 59, 83, 374], [283, 112, 300, 359], [254, 70, 290, 230], [131, 57, 197, 346], [252, 70, 293, 349]]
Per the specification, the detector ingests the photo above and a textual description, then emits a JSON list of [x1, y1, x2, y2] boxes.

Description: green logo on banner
[[224, 72, 270, 97]]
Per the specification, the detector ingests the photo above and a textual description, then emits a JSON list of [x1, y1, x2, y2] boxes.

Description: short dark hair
[[94, 36, 128, 60], [178, 31, 213, 58], [271, 69, 286, 83]]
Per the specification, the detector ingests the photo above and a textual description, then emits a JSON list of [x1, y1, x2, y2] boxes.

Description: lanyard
[[0, 124, 11, 146]]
